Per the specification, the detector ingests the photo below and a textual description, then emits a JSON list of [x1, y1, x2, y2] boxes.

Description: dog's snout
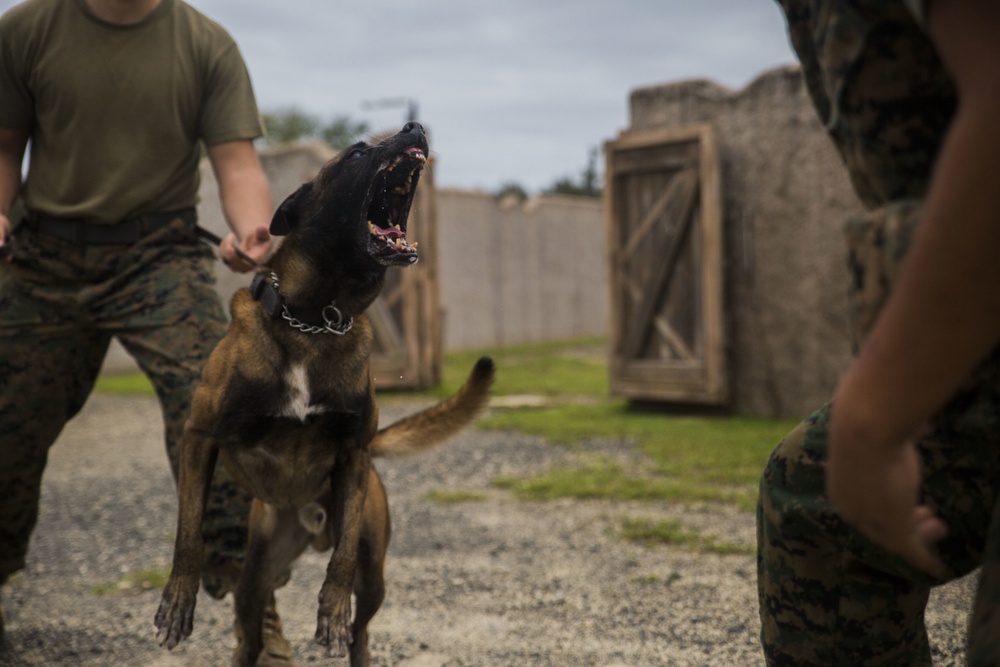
[[402, 121, 424, 137]]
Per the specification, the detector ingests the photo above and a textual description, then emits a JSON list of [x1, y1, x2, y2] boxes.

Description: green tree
[[260, 108, 369, 151], [260, 108, 319, 144], [320, 116, 370, 151], [543, 147, 602, 198], [493, 181, 529, 202]]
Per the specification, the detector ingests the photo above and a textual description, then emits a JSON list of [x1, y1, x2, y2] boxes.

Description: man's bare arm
[[0, 127, 28, 254], [205, 139, 274, 272]]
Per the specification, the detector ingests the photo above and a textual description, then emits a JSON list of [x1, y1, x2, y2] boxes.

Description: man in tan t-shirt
[[0, 0, 293, 664]]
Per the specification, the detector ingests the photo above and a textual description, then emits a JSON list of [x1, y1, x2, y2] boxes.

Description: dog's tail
[[370, 356, 495, 458]]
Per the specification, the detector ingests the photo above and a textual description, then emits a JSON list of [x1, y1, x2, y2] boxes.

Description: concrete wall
[[436, 189, 606, 351], [625, 66, 865, 417]]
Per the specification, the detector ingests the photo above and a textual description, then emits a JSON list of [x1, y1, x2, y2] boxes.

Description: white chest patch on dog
[[279, 365, 328, 422]]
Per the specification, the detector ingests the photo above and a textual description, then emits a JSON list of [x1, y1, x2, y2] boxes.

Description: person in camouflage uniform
[[0, 0, 292, 663], [757, 1, 1000, 665]]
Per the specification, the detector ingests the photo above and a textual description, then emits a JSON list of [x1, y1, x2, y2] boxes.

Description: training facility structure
[[100, 66, 865, 417], [605, 66, 866, 418]]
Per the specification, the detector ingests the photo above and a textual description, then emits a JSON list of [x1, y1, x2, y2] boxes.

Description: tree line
[[261, 108, 602, 199]]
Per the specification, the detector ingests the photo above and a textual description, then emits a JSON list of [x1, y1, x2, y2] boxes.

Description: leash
[[195, 225, 262, 269]]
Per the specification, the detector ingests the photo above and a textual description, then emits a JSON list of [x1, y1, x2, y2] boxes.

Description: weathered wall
[[625, 66, 864, 417], [436, 189, 606, 350]]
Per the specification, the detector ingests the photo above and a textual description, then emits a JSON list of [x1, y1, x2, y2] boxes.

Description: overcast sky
[[2, 0, 799, 193]]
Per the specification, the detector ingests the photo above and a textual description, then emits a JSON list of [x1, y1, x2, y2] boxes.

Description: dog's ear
[[269, 182, 314, 236]]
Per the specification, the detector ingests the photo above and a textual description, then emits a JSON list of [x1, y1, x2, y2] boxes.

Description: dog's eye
[[347, 148, 366, 160]]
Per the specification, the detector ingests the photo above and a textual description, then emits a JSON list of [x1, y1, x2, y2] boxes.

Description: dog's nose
[[402, 121, 424, 137]]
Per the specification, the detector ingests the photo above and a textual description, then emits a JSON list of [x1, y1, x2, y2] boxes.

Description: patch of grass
[[492, 458, 756, 509], [484, 402, 795, 510], [434, 340, 795, 510], [483, 402, 794, 484], [425, 489, 489, 504], [94, 373, 155, 396], [92, 567, 170, 595], [620, 517, 754, 555], [427, 337, 609, 399]]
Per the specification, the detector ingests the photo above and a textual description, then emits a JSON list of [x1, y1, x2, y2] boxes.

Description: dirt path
[[0, 393, 976, 666]]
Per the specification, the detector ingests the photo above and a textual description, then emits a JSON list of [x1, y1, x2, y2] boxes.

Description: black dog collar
[[249, 272, 282, 317], [250, 272, 353, 336]]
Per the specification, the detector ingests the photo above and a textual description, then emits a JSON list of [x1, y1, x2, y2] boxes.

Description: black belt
[[27, 208, 197, 245]]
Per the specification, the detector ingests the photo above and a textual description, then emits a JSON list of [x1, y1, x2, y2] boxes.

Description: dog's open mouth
[[366, 146, 426, 265]]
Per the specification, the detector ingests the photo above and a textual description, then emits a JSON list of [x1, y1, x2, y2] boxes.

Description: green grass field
[[427, 338, 795, 511]]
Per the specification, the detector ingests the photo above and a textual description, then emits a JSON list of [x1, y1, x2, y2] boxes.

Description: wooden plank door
[[604, 123, 727, 405]]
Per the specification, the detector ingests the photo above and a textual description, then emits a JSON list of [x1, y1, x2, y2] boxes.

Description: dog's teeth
[[412, 241, 418, 249]]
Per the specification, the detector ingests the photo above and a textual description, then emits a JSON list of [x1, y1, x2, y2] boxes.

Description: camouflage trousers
[[0, 217, 250, 599], [757, 203, 1000, 665]]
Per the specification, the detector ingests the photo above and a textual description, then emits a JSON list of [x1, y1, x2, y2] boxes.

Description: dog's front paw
[[314, 592, 353, 657], [154, 576, 199, 650]]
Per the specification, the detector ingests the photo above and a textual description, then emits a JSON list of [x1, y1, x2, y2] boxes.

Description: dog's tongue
[[369, 222, 405, 240]]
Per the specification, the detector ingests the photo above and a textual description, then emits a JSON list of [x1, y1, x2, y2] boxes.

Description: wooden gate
[[604, 123, 727, 405], [370, 157, 441, 390]]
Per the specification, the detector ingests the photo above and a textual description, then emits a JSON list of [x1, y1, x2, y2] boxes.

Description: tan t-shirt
[[0, 0, 264, 223]]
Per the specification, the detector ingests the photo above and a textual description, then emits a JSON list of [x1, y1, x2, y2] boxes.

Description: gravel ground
[[0, 393, 977, 667]]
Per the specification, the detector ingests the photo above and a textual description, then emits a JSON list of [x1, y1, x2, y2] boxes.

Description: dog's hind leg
[[232, 499, 312, 667], [349, 468, 391, 667], [349, 539, 384, 667]]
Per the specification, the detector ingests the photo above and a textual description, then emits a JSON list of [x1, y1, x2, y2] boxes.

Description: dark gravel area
[[0, 393, 976, 666]]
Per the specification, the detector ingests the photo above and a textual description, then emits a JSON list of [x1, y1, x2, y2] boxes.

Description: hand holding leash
[[195, 225, 268, 270]]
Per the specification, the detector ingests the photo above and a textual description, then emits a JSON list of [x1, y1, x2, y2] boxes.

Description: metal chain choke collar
[[267, 271, 353, 336]]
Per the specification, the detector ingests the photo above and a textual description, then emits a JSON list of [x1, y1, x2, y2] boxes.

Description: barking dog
[[154, 123, 494, 666]]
